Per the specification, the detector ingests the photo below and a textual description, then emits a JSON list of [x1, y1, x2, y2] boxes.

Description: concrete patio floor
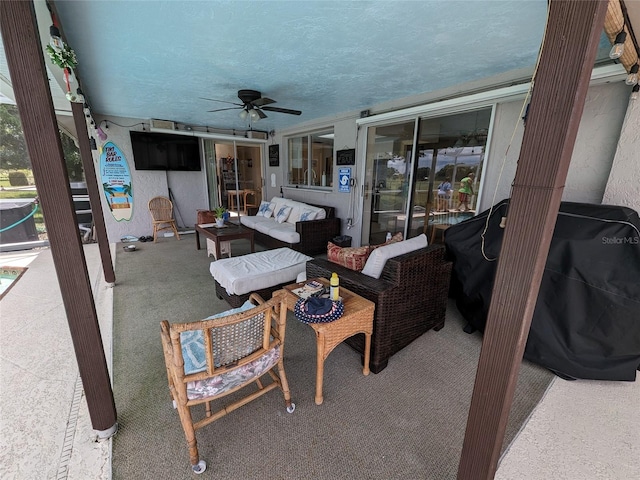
[[0, 245, 111, 480], [0, 244, 638, 479]]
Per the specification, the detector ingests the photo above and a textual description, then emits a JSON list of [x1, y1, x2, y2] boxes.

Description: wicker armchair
[[307, 244, 452, 373], [160, 292, 295, 474], [148, 196, 180, 242]]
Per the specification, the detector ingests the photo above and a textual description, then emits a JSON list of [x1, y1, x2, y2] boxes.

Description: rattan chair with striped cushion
[[160, 292, 295, 474]]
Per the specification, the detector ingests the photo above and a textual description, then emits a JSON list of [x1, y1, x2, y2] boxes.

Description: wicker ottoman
[[210, 248, 313, 307]]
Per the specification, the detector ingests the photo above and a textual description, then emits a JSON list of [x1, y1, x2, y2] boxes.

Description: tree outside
[[0, 103, 84, 183], [0, 103, 30, 171], [1, 102, 86, 240]]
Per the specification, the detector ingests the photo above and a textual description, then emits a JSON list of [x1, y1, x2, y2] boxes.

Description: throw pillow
[[299, 209, 317, 222], [275, 205, 292, 223], [256, 201, 275, 217], [327, 242, 371, 272], [361, 234, 428, 279]]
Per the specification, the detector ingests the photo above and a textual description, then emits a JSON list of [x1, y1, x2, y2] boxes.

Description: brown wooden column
[[71, 102, 116, 284], [457, 1, 608, 478], [1, 1, 117, 433]]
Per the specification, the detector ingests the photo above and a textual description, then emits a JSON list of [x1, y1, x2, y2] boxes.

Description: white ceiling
[[3, 1, 638, 136]]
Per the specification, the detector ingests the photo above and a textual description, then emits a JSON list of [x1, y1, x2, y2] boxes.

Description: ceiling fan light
[[239, 109, 248, 120], [249, 108, 260, 121]]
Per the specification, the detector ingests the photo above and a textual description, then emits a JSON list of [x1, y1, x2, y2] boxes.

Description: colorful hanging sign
[[99, 142, 133, 221]]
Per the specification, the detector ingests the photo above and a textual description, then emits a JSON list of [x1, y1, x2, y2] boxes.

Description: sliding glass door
[[362, 107, 492, 245], [361, 120, 416, 245], [203, 139, 264, 219]]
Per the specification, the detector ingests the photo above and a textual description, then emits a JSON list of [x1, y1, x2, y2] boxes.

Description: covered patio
[[1, 1, 639, 479]]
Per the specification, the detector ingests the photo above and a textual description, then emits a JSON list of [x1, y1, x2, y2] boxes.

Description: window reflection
[[362, 108, 491, 245], [287, 130, 333, 187]]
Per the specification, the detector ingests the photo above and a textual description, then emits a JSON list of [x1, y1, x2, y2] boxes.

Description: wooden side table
[[277, 278, 374, 405]]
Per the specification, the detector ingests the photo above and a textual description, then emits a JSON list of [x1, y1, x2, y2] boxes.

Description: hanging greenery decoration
[[45, 44, 77, 70]]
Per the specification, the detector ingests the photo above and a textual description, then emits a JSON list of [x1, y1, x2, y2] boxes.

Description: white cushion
[[264, 223, 300, 244], [361, 234, 428, 279], [286, 205, 302, 224], [240, 215, 274, 229], [270, 197, 286, 212], [269, 197, 326, 221], [299, 209, 317, 222], [314, 207, 326, 220], [254, 220, 276, 235], [275, 205, 292, 223], [210, 248, 312, 295]]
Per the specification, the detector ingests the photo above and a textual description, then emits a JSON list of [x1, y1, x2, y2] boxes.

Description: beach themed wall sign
[[99, 142, 133, 221]]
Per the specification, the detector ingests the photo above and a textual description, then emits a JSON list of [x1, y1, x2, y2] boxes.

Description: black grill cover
[[445, 199, 640, 381]]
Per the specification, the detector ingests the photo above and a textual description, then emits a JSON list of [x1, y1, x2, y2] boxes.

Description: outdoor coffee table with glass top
[[194, 222, 255, 259], [277, 278, 374, 405]]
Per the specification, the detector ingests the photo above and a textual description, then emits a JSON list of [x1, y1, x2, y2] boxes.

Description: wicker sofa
[[243, 198, 340, 256], [307, 244, 452, 373]]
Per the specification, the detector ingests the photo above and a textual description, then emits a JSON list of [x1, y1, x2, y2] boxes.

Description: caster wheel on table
[[192, 460, 206, 474]]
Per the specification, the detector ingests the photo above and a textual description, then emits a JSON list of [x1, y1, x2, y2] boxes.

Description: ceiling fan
[[201, 89, 302, 121]]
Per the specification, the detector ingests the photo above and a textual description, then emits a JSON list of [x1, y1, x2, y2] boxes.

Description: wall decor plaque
[[336, 148, 355, 166], [269, 144, 280, 166]]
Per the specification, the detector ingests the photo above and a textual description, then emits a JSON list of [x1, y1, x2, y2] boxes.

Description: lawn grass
[[0, 190, 37, 199], [0, 169, 34, 188]]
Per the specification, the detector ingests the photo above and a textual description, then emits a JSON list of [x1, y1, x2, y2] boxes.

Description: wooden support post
[[457, 1, 608, 478], [70, 102, 116, 284], [0, 0, 117, 434]]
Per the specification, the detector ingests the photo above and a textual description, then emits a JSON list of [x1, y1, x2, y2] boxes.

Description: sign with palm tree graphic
[[100, 142, 133, 221]]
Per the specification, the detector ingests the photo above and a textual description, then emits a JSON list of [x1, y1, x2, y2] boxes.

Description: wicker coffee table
[[277, 278, 374, 405]]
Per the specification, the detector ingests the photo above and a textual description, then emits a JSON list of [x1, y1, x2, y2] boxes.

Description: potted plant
[[213, 206, 227, 227]]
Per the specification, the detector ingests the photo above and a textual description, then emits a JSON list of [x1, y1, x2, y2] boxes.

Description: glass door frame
[[359, 105, 495, 246], [202, 136, 267, 220]]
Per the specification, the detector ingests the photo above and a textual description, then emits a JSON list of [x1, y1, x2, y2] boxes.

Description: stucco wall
[[90, 117, 208, 242], [92, 81, 631, 244], [602, 93, 640, 213], [479, 81, 629, 212]]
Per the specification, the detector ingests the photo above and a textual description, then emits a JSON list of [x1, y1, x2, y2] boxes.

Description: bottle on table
[[330, 272, 340, 301], [386, 232, 392, 241]]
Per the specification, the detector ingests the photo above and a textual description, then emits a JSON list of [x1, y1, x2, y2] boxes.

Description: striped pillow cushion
[[327, 242, 371, 272]]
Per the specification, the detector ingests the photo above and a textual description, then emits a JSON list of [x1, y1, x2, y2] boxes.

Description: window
[[287, 130, 333, 187]]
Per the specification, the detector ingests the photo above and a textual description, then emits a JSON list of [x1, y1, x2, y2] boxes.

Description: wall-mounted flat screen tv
[[130, 131, 201, 171]]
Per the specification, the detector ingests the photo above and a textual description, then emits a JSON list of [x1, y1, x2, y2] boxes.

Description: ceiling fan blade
[[261, 106, 302, 116], [255, 108, 268, 119], [200, 97, 243, 107], [252, 97, 276, 107], [207, 107, 241, 113]]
